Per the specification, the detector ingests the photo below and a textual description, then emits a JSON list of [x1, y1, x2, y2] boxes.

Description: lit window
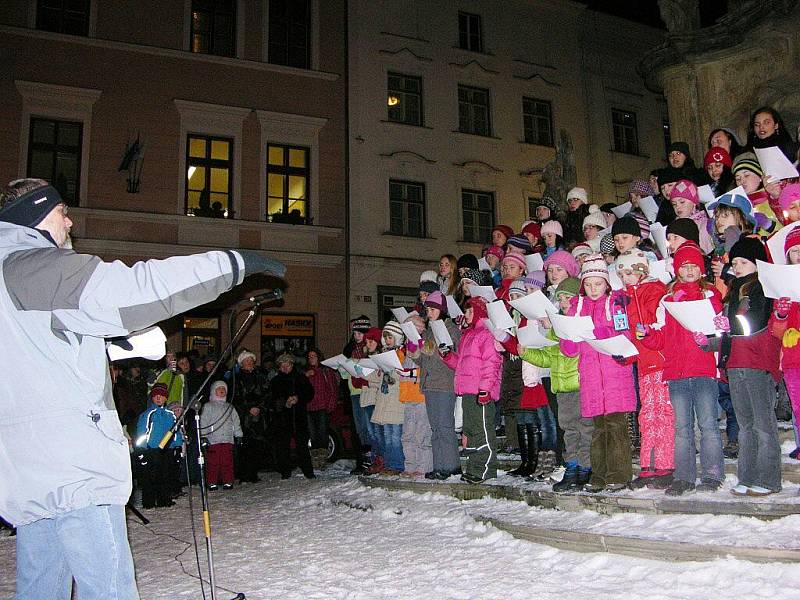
[[267, 144, 309, 224], [387, 73, 422, 126], [185, 134, 232, 218]]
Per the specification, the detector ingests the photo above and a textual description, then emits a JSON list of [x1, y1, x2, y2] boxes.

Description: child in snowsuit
[[200, 381, 243, 490]]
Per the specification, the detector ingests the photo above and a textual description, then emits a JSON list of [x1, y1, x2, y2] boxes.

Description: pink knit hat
[[543, 249, 579, 278], [483, 245, 505, 261], [669, 179, 699, 205], [501, 253, 527, 272], [540, 220, 563, 237], [779, 183, 800, 212]]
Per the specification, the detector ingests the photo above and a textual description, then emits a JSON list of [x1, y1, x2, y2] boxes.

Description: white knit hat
[[420, 270, 438, 283], [567, 187, 588, 204], [579, 253, 610, 283], [382, 320, 405, 345], [540, 220, 563, 237], [237, 350, 257, 366], [582, 205, 606, 230]]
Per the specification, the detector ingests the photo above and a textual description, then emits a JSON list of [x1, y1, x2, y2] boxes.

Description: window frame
[[458, 84, 491, 137], [522, 97, 554, 147], [458, 11, 483, 52], [15, 81, 101, 208], [611, 108, 640, 156], [35, 0, 91, 36], [26, 117, 83, 206], [266, 0, 312, 69], [387, 72, 423, 127], [388, 179, 426, 238], [175, 99, 249, 219], [190, 0, 237, 58], [256, 110, 327, 225], [266, 143, 311, 224], [184, 133, 234, 218], [461, 188, 495, 244]]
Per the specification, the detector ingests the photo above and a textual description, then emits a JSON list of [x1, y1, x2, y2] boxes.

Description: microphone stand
[[158, 291, 280, 600]]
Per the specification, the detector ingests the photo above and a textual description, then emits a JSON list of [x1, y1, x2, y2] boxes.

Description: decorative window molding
[[15, 80, 101, 207], [174, 99, 250, 218], [256, 110, 327, 225]]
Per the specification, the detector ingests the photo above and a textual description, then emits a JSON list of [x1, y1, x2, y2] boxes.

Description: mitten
[[438, 344, 451, 356], [784, 328, 800, 349], [775, 297, 792, 319], [692, 331, 708, 346], [713, 314, 730, 333], [611, 355, 626, 365], [635, 323, 649, 340], [672, 289, 687, 302], [477, 391, 491, 405], [235, 250, 287, 278]]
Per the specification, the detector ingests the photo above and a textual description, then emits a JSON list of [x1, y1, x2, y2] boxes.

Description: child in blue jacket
[[135, 383, 182, 508]]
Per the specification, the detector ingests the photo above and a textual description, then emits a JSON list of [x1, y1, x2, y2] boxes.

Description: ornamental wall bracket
[[447, 59, 499, 74], [379, 47, 433, 62], [453, 160, 502, 173], [379, 150, 437, 163]]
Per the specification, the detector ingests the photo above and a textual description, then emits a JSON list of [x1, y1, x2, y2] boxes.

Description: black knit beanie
[[728, 237, 767, 266], [457, 253, 479, 270], [611, 215, 641, 238]]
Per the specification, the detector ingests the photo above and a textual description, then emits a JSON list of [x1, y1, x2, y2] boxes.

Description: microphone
[[248, 289, 283, 303]]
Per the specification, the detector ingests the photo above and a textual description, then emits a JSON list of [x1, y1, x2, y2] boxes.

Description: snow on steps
[[358, 476, 800, 562]]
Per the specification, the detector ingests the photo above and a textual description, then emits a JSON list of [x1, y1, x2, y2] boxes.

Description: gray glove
[[236, 250, 286, 279]]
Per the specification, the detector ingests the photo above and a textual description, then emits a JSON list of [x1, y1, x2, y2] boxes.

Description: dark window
[[462, 189, 494, 243], [389, 180, 425, 238], [458, 85, 491, 136], [522, 97, 553, 146], [458, 11, 482, 52], [36, 0, 90, 36], [387, 73, 423, 126], [662, 116, 672, 157], [267, 144, 309, 224], [185, 134, 233, 218], [191, 0, 236, 57], [27, 118, 82, 206], [268, 0, 311, 69], [612, 108, 639, 155]]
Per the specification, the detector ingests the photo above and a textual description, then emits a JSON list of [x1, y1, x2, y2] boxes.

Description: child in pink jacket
[[559, 254, 637, 492], [442, 297, 503, 483]]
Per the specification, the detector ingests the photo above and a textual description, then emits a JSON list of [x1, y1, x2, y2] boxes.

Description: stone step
[[479, 518, 800, 563], [358, 475, 800, 521]]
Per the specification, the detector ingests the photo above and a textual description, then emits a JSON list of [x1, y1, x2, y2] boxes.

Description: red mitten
[[775, 297, 792, 319]]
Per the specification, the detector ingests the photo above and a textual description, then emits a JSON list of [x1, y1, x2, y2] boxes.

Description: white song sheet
[[509, 290, 556, 320], [587, 335, 639, 358], [757, 260, 800, 302], [549, 314, 596, 342], [516, 325, 558, 348], [663, 299, 720, 335], [430, 319, 454, 347]]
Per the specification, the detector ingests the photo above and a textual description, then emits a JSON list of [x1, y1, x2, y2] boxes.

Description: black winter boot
[[525, 423, 539, 476], [509, 425, 529, 476], [552, 465, 578, 492]]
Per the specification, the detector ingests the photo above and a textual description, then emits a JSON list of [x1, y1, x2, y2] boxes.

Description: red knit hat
[[364, 327, 383, 343], [522, 222, 541, 239], [150, 383, 169, 401], [492, 224, 514, 241], [673, 241, 705, 273], [669, 179, 699, 206], [703, 146, 732, 169], [483, 245, 505, 261], [784, 227, 800, 258], [465, 296, 489, 324]]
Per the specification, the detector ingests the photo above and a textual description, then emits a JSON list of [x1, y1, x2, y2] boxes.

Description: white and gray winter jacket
[[0, 222, 247, 526]]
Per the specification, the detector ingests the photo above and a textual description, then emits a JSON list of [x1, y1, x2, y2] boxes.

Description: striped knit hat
[[579, 253, 610, 283], [382, 320, 405, 346], [732, 152, 763, 178], [502, 252, 527, 272]]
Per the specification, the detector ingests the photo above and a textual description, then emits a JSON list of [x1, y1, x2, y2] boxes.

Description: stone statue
[[541, 129, 576, 214], [657, 0, 700, 33]]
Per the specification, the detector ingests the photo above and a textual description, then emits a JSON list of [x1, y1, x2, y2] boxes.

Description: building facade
[[0, 0, 348, 361], [348, 0, 668, 325]]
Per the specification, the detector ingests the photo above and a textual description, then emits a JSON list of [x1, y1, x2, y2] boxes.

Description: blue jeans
[[668, 377, 724, 484], [536, 406, 557, 451], [717, 381, 739, 443], [382, 423, 405, 471], [15, 504, 139, 600], [350, 394, 370, 442]]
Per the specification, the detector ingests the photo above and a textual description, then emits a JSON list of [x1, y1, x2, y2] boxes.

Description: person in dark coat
[[269, 353, 315, 479], [231, 350, 270, 481]]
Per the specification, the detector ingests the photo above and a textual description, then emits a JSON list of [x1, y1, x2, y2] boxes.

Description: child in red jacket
[[640, 242, 724, 496], [616, 250, 674, 490]]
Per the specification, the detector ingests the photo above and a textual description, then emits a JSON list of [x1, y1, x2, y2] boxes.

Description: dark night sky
[[580, 0, 729, 30]]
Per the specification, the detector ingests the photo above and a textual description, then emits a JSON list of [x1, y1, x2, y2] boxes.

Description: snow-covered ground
[[2, 463, 800, 600]]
